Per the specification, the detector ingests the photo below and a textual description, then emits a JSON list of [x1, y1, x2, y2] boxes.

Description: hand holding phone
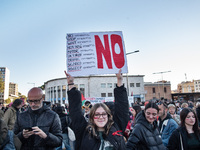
[[24, 127, 33, 131]]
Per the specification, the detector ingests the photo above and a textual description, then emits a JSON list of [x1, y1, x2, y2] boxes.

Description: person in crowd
[[168, 103, 180, 125], [195, 102, 200, 127], [157, 101, 178, 146], [14, 87, 62, 150], [181, 102, 188, 109], [126, 101, 166, 149], [3, 99, 23, 130], [65, 69, 129, 150], [0, 119, 21, 150], [168, 108, 200, 150], [0, 102, 4, 119], [82, 101, 92, 122], [55, 106, 72, 150], [124, 104, 141, 139]]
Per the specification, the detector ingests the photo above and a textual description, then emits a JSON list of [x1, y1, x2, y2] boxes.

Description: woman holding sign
[[65, 69, 129, 150]]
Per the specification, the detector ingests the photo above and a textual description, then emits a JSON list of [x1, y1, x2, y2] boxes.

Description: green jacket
[[3, 106, 17, 130]]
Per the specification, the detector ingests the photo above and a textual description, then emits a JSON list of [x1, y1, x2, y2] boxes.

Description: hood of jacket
[[135, 110, 157, 131]]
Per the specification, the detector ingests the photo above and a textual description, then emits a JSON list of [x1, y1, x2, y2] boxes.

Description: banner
[[66, 31, 128, 76]]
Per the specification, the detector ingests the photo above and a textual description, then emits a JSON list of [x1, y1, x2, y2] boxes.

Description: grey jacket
[[14, 106, 62, 150]]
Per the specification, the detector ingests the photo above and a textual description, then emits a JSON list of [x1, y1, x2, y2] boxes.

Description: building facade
[[177, 81, 195, 93], [9, 82, 18, 97], [194, 80, 200, 92], [144, 81, 171, 101], [44, 75, 145, 105], [0, 67, 10, 102]]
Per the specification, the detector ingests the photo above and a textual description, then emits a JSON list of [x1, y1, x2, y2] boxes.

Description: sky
[[1, 0, 200, 96]]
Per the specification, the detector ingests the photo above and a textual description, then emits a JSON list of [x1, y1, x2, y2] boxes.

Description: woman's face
[[145, 108, 158, 124], [185, 112, 196, 126], [93, 107, 108, 130]]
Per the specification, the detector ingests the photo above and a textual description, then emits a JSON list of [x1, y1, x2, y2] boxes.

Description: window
[[136, 83, 140, 87], [130, 83, 134, 87], [101, 93, 106, 97], [101, 83, 106, 88], [164, 87, 167, 93], [108, 93, 112, 97], [152, 88, 155, 93], [107, 83, 112, 88], [80, 84, 85, 97]]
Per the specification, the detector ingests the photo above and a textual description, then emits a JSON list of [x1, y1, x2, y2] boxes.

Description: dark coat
[[126, 111, 166, 150], [67, 85, 129, 150], [14, 106, 62, 150], [167, 126, 200, 150]]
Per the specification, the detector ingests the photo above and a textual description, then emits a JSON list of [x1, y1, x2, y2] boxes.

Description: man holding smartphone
[[14, 87, 62, 150]]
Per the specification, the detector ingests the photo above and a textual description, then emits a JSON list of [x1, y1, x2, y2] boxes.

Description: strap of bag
[[179, 132, 184, 150]]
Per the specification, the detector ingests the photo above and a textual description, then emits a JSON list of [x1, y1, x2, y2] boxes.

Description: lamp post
[[153, 71, 171, 99], [126, 50, 140, 96], [27, 82, 35, 87]]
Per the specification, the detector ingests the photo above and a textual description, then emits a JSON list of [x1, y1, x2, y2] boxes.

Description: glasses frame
[[27, 97, 43, 104], [94, 113, 108, 119]]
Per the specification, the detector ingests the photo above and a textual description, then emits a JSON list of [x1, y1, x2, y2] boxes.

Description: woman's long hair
[[87, 103, 114, 137], [180, 108, 200, 138]]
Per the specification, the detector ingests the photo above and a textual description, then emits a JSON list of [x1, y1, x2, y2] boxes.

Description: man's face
[[28, 94, 43, 110], [158, 104, 167, 118]]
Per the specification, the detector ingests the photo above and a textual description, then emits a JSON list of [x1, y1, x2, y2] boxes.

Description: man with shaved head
[[14, 87, 62, 150]]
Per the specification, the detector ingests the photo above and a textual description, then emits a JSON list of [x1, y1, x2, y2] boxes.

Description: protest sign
[[66, 31, 128, 76]]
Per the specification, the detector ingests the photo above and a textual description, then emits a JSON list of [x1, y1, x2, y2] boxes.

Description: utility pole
[[153, 71, 171, 99]]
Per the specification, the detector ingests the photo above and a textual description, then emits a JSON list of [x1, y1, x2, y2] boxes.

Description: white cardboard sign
[[66, 31, 128, 76]]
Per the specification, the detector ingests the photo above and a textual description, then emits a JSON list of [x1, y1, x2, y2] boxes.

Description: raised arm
[[64, 71, 87, 142], [113, 69, 129, 132]]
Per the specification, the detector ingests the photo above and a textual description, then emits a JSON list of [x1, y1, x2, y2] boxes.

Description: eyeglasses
[[94, 113, 107, 119], [156, 101, 168, 108], [27, 98, 42, 104]]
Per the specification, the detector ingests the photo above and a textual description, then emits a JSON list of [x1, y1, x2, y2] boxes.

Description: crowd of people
[[0, 69, 200, 149]]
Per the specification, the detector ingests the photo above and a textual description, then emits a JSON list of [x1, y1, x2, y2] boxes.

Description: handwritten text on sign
[[66, 31, 128, 76]]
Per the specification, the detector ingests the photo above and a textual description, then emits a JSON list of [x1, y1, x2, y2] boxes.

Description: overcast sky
[[1, 0, 200, 95]]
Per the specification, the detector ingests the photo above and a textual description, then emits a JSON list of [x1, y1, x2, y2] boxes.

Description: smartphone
[[24, 127, 33, 131]]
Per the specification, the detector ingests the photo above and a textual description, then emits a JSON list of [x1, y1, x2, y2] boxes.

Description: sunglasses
[[156, 101, 168, 108]]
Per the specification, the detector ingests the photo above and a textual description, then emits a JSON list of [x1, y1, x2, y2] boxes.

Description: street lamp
[[126, 50, 140, 96], [153, 71, 171, 99], [27, 82, 35, 87]]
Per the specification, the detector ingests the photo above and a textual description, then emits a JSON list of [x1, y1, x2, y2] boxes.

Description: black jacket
[[14, 106, 62, 150], [167, 126, 200, 150], [67, 85, 129, 150], [126, 111, 166, 150]]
